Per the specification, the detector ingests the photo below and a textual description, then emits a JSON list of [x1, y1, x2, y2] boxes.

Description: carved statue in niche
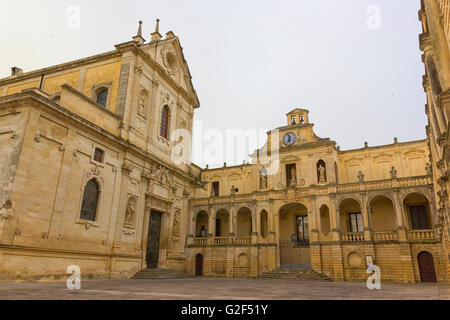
[[260, 168, 268, 189], [317, 162, 326, 183], [172, 209, 180, 240], [290, 166, 297, 186], [0, 200, 14, 220], [124, 197, 137, 226]]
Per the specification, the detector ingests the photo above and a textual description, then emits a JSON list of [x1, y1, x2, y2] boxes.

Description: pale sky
[[0, 0, 426, 168]]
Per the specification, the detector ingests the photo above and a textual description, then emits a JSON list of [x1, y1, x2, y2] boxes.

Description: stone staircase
[[131, 268, 194, 280], [258, 267, 334, 282]]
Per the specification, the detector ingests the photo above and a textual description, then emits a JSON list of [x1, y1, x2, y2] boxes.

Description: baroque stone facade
[[0, 10, 449, 283]]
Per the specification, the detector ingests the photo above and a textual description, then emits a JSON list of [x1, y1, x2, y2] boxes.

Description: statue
[[124, 198, 136, 226], [290, 166, 297, 186], [0, 200, 14, 220], [172, 210, 180, 238], [357, 171, 365, 182], [389, 166, 397, 179], [260, 173, 268, 189], [425, 163, 432, 175], [318, 163, 326, 183]]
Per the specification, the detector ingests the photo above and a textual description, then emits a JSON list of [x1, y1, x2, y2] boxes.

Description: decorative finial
[[137, 20, 142, 36], [133, 20, 145, 44], [155, 18, 160, 33]]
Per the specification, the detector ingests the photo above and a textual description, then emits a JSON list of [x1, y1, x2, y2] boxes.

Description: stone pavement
[[0, 278, 449, 300]]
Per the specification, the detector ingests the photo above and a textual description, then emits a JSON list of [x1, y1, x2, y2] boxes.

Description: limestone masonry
[[0, 1, 449, 283]]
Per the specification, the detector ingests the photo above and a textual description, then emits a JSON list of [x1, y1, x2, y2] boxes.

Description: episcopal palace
[[0, 1, 449, 283]]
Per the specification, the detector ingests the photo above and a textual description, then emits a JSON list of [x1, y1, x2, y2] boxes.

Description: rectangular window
[[212, 181, 219, 197], [93, 148, 104, 163], [409, 205, 429, 229], [291, 116, 297, 125], [349, 212, 363, 232]]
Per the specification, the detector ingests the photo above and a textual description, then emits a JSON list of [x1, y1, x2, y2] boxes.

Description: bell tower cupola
[[286, 108, 309, 126]]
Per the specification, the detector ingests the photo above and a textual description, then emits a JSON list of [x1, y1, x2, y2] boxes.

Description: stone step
[[258, 268, 333, 282], [131, 269, 193, 280]]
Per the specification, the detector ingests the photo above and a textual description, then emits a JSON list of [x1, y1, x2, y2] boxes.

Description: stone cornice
[[0, 50, 122, 86], [0, 89, 200, 186]]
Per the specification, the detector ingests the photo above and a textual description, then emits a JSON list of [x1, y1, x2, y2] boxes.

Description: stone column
[[228, 205, 234, 237], [329, 194, 340, 241], [360, 192, 372, 241], [268, 199, 275, 243], [309, 196, 319, 243], [393, 189, 407, 241], [207, 206, 215, 244]]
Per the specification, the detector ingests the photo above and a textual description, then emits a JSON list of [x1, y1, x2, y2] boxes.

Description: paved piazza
[[0, 278, 449, 300]]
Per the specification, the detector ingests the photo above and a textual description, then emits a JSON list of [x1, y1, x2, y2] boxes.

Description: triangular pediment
[[143, 35, 199, 107]]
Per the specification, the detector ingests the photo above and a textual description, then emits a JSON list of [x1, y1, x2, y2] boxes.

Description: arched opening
[[195, 254, 203, 276], [80, 179, 100, 221], [320, 205, 331, 236], [95, 88, 108, 107], [160, 105, 170, 139], [195, 211, 208, 237], [339, 198, 362, 233], [418, 251, 437, 282], [237, 253, 249, 277], [237, 207, 252, 236], [215, 209, 229, 237], [369, 196, 396, 231], [279, 203, 310, 268], [260, 210, 268, 238], [317, 159, 327, 183], [404, 193, 432, 230]]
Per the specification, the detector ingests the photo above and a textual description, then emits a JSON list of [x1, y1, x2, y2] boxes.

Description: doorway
[[146, 210, 162, 268], [418, 251, 437, 282], [195, 254, 203, 276]]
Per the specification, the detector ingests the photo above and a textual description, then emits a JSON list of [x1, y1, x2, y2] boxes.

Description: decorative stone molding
[[57, 233, 63, 240], [41, 232, 49, 239], [124, 196, 137, 227], [161, 46, 179, 75], [121, 162, 133, 175], [34, 132, 41, 142]]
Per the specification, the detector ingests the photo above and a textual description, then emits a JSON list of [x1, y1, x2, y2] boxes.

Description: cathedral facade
[[0, 1, 449, 283]]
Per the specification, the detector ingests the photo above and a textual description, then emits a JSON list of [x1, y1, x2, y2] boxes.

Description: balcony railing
[[193, 237, 207, 245], [372, 231, 398, 241], [341, 232, 364, 242], [191, 176, 432, 207], [233, 236, 252, 245], [407, 229, 436, 241], [214, 236, 230, 245]]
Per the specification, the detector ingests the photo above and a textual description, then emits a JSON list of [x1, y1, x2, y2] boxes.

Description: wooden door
[[195, 254, 203, 276], [418, 251, 437, 282], [146, 210, 162, 268]]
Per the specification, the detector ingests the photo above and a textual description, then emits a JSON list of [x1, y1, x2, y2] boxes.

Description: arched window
[[96, 88, 108, 107], [160, 105, 170, 139], [80, 179, 100, 221]]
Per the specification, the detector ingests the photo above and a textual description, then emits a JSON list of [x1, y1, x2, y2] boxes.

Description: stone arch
[[237, 207, 252, 236], [368, 195, 396, 231], [347, 251, 364, 267], [195, 210, 208, 237], [403, 192, 433, 230], [215, 208, 230, 237], [338, 198, 363, 233]]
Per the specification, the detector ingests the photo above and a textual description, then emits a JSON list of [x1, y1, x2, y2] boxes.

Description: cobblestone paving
[[0, 278, 449, 300]]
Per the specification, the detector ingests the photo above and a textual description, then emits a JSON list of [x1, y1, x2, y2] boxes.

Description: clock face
[[283, 132, 296, 146]]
